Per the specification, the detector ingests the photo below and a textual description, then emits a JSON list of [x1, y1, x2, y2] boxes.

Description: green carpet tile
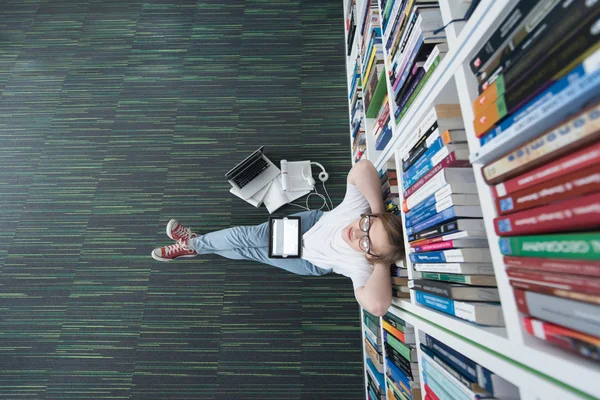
[[0, 0, 365, 399]]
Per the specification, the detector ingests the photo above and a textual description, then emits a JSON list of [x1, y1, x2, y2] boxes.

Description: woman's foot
[[166, 219, 197, 242], [151, 241, 197, 262]]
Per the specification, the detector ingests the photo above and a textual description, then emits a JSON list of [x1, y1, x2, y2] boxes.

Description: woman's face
[[342, 215, 392, 258]]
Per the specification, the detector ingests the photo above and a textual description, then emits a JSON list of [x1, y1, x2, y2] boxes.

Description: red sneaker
[[151, 241, 197, 262], [166, 219, 197, 242]]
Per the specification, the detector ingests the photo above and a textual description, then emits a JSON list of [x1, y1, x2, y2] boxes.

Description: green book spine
[[395, 55, 441, 125], [386, 332, 411, 361], [499, 232, 600, 260], [364, 316, 380, 337], [383, 314, 406, 332]]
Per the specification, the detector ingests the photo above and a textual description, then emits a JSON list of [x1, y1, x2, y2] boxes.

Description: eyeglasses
[[358, 214, 381, 258]]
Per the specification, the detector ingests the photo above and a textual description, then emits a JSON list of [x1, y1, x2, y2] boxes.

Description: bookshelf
[[343, 0, 600, 399]]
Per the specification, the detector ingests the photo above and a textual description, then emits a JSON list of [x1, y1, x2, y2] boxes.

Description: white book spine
[[392, 15, 423, 72], [415, 263, 494, 274], [406, 169, 449, 210]]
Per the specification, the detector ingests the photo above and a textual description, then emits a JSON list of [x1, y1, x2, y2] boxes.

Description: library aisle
[[344, 0, 600, 399]]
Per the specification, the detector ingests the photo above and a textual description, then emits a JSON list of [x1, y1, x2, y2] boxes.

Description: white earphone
[[301, 162, 329, 187]]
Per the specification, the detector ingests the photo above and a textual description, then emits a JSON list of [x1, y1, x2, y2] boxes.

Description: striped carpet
[[0, 0, 365, 399]]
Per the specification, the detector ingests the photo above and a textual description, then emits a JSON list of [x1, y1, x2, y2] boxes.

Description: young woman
[[152, 159, 404, 316]]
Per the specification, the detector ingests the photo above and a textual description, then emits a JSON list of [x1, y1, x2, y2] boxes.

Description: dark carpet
[[0, 0, 364, 399]]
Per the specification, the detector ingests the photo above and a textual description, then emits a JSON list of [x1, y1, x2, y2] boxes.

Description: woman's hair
[[367, 212, 405, 266]]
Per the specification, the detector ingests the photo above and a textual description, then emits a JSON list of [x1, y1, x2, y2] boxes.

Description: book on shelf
[[384, 330, 418, 362], [409, 248, 492, 264], [498, 232, 600, 260], [410, 279, 500, 302], [507, 267, 600, 303], [408, 219, 486, 243], [419, 271, 497, 287], [494, 192, 600, 236], [523, 316, 600, 363], [503, 256, 600, 277], [514, 288, 600, 337], [478, 0, 600, 98], [414, 290, 504, 326], [375, 121, 393, 150], [402, 142, 470, 190], [365, 339, 384, 369], [410, 230, 489, 248], [482, 101, 600, 185], [491, 141, 600, 198], [469, 0, 541, 74], [366, 357, 385, 391], [420, 332, 519, 398], [382, 320, 415, 344], [495, 164, 600, 216], [385, 345, 417, 380], [401, 104, 463, 157], [411, 238, 489, 253], [365, 327, 381, 351], [414, 262, 494, 276], [479, 48, 600, 148], [405, 192, 481, 226], [406, 205, 483, 235], [403, 168, 477, 212]]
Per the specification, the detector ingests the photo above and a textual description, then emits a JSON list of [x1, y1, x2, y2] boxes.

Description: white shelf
[[344, 1, 600, 399]]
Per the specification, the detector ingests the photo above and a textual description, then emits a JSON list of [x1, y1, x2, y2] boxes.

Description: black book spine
[[501, 7, 600, 110], [477, 0, 595, 93], [469, 0, 540, 74], [411, 279, 454, 299], [402, 121, 438, 171], [384, 343, 414, 378], [399, 11, 418, 54], [382, 314, 406, 329]]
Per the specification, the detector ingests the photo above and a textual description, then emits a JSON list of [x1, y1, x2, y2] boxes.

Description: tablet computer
[[268, 216, 302, 258]]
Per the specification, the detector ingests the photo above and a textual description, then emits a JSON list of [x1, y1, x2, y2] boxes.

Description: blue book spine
[[407, 206, 457, 235], [424, 333, 478, 383], [405, 198, 442, 228], [392, 35, 424, 97], [405, 192, 438, 218], [480, 61, 600, 146], [368, 386, 378, 400], [385, 358, 411, 389], [366, 358, 385, 389], [415, 290, 456, 316], [376, 125, 393, 150], [402, 137, 443, 186], [410, 250, 447, 263]]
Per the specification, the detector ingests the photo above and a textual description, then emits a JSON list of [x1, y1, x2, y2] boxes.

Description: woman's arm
[[347, 159, 385, 214], [355, 263, 392, 316]]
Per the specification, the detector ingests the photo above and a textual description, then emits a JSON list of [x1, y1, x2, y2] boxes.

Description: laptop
[[225, 146, 280, 200]]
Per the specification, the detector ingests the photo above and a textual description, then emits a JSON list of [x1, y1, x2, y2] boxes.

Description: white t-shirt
[[302, 183, 373, 289]]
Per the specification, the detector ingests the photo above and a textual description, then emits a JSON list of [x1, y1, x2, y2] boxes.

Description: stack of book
[[345, 0, 357, 56], [419, 331, 519, 399], [391, 260, 410, 300], [364, 309, 385, 399], [400, 105, 504, 326], [360, 0, 385, 117], [350, 59, 367, 163], [383, 313, 420, 399], [470, 0, 600, 149], [383, 0, 447, 127], [380, 161, 400, 214], [480, 100, 600, 360], [374, 94, 393, 151]]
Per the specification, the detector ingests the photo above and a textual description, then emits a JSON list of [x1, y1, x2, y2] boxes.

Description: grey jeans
[[187, 210, 332, 276]]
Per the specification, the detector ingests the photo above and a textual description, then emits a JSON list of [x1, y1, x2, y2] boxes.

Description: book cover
[[403, 141, 469, 190], [514, 288, 600, 337], [523, 316, 600, 362], [409, 219, 485, 242], [420, 272, 497, 287], [410, 279, 500, 301], [415, 291, 504, 326], [406, 195, 482, 229], [509, 279, 600, 305], [496, 164, 600, 216], [421, 351, 487, 400], [503, 255, 600, 276], [483, 102, 600, 185], [407, 205, 483, 234], [414, 262, 494, 275], [494, 192, 600, 236], [409, 229, 488, 248], [403, 121, 440, 171], [413, 238, 490, 253], [492, 141, 600, 198], [410, 248, 492, 264], [404, 168, 477, 212], [499, 232, 600, 260]]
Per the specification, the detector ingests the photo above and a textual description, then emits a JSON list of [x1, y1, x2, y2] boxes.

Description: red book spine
[[424, 384, 440, 400], [409, 235, 446, 248], [403, 151, 470, 198], [503, 256, 600, 277], [415, 240, 455, 252], [493, 192, 600, 236], [523, 317, 600, 354], [506, 267, 600, 294], [523, 317, 577, 352], [510, 279, 600, 305], [513, 288, 530, 315], [388, 171, 398, 179], [495, 164, 600, 216], [492, 141, 600, 198]]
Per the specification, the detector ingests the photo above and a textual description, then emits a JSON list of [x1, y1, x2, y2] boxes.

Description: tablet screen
[[270, 217, 301, 258]]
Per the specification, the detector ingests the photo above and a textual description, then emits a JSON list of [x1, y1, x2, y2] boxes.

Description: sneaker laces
[[165, 240, 192, 256], [174, 224, 194, 240]]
